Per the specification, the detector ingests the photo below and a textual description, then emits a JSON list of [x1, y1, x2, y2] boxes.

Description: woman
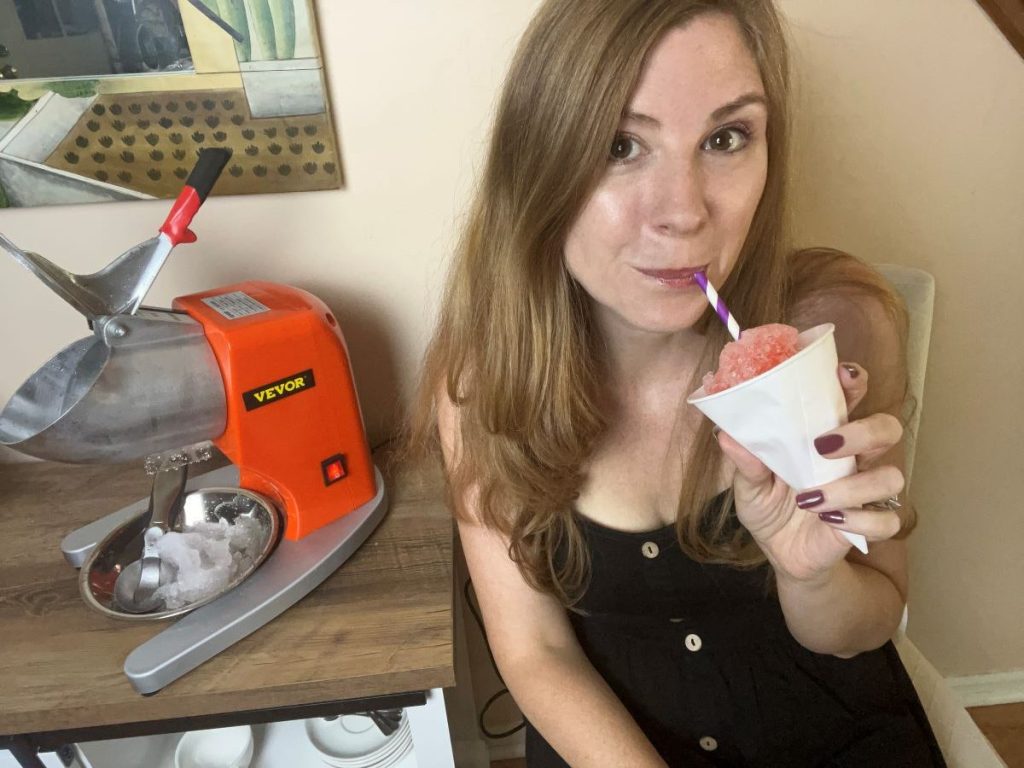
[[410, 0, 945, 765]]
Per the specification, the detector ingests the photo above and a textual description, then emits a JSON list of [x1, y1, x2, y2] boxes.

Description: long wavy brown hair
[[407, 0, 909, 605]]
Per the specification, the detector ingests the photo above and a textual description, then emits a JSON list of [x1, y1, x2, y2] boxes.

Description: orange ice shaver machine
[[176, 281, 376, 540], [0, 149, 389, 694]]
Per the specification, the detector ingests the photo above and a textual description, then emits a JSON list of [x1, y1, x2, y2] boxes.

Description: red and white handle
[[159, 148, 233, 246]]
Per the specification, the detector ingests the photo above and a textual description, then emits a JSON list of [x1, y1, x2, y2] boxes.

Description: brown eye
[[703, 126, 750, 153], [609, 135, 640, 162]]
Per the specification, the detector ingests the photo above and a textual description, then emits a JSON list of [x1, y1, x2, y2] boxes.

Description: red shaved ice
[[702, 324, 800, 394]]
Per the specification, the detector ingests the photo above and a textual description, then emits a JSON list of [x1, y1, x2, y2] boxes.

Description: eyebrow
[[622, 92, 767, 127], [622, 110, 661, 126], [709, 93, 767, 121]]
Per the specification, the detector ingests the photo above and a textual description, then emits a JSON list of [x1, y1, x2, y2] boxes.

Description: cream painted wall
[[0, 0, 1019, 724]]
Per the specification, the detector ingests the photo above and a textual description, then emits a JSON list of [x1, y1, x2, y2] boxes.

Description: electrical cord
[[371, 434, 399, 453], [463, 578, 526, 739]]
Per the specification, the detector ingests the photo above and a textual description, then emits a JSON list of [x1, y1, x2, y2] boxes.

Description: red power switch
[[321, 454, 348, 486]]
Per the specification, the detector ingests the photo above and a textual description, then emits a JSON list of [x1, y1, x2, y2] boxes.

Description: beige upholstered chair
[[876, 264, 1006, 768]]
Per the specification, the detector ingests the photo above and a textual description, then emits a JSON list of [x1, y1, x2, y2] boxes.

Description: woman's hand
[[717, 363, 905, 585]]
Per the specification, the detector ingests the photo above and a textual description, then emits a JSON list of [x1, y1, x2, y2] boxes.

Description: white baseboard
[[948, 669, 1024, 708], [487, 729, 526, 761]]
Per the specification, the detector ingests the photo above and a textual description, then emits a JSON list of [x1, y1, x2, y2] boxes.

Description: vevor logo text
[[243, 369, 316, 411]]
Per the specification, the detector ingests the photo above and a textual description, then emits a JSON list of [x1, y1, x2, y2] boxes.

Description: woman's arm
[[439, 395, 667, 767], [774, 538, 907, 657]]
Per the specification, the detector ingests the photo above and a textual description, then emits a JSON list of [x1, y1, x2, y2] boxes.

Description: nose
[[651, 160, 708, 236]]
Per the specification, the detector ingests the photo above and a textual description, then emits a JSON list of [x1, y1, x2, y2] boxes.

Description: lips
[[635, 264, 708, 286]]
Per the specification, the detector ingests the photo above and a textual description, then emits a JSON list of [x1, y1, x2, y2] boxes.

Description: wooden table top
[[0, 456, 454, 736]]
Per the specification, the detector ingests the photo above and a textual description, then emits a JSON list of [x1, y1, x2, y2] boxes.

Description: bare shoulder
[[788, 249, 908, 418]]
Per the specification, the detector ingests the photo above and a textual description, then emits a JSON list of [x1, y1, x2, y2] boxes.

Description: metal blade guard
[[0, 310, 226, 462]]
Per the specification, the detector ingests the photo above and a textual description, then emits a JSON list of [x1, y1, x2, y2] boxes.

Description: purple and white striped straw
[[693, 271, 741, 340]]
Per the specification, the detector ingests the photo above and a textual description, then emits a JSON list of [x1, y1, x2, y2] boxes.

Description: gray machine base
[[63, 464, 389, 694]]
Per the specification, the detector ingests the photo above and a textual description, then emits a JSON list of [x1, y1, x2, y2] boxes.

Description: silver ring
[[864, 495, 902, 512]]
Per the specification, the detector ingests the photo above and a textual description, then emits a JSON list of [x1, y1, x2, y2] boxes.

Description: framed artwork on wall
[[0, 0, 342, 208]]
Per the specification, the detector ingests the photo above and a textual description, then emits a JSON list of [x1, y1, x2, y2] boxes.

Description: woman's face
[[564, 13, 768, 338]]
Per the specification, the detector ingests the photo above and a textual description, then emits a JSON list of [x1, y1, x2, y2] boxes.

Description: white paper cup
[[687, 323, 868, 554]]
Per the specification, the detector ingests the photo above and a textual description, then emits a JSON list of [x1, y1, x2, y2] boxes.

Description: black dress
[[524, 507, 946, 767]]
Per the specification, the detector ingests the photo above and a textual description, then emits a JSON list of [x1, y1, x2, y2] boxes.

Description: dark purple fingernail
[[818, 511, 846, 525], [796, 490, 825, 509], [814, 434, 845, 455], [842, 364, 860, 378]]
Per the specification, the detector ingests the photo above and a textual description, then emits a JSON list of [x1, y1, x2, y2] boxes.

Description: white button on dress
[[684, 633, 702, 652], [699, 736, 718, 751], [641, 541, 659, 559]]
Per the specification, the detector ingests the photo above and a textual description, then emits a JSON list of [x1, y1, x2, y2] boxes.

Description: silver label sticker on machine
[[202, 291, 270, 320]]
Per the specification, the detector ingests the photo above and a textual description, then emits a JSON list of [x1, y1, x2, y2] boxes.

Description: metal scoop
[[114, 464, 188, 613], [0, 148, 231, 321]]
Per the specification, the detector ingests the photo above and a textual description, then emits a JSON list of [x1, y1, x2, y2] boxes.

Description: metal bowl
[[80, 487, 281, 621]]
